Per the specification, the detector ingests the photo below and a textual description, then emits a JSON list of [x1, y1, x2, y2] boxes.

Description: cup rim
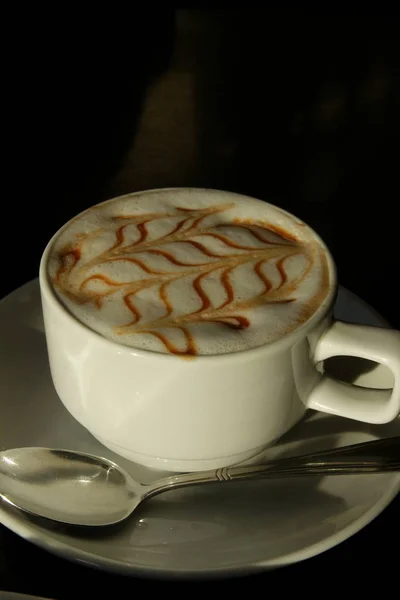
[[39, 187, 338, 363]]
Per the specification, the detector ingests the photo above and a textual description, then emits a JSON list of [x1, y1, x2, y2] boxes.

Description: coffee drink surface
[[47, 189, 331, 356]]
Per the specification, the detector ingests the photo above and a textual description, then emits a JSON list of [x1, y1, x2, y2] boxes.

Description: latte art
[[48, 190, 331, 355]]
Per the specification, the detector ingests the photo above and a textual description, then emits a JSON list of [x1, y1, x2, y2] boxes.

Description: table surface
[[1, 8, 399, 597]]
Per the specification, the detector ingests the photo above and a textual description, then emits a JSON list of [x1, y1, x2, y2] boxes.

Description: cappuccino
[[47, 189, 331, 356]]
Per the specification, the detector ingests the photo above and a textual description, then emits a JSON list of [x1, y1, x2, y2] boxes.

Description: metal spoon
[[0, 436, 399, 527]]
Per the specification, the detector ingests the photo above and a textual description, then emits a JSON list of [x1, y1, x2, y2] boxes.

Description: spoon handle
[[148, 436, 400, 497]]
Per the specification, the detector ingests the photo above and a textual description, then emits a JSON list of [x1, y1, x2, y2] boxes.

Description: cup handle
[[307, 321, 400, 424]]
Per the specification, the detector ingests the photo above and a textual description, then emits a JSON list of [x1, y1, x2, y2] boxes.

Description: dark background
[[1, 8, 399, 597]]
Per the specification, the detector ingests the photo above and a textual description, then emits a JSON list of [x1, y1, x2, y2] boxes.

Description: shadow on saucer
[[324, 355, 379, 383], [36, 475, 347, 573]]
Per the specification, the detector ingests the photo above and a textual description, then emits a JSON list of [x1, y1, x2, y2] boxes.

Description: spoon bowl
[[0, 437, 399, 527], [0, 448, 141, 526]]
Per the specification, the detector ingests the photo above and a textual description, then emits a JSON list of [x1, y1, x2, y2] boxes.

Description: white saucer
[[0, 280, 399, 578]]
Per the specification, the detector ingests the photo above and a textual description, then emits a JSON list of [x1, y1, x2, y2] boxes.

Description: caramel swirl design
[[50, 202, 326, 356]]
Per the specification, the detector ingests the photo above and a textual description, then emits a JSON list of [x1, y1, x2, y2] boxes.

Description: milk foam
[[47, 189, 332, 356]]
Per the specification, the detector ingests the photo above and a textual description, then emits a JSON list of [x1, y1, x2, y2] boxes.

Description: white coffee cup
[[39, 188, 400, 471]]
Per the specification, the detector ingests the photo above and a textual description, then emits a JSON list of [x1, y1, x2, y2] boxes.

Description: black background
[[1, 8, 399, 597]]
